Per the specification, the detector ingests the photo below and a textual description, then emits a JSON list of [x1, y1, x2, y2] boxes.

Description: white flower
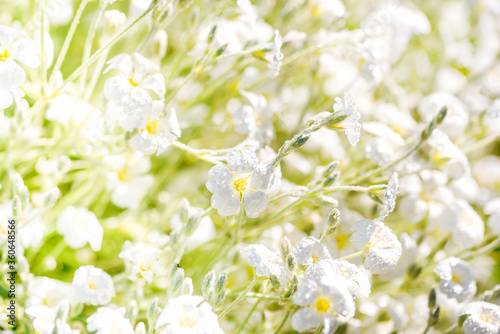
[[206, 149, 275, 218], [26, 277, 74, 309], [46, 94, 99, 126], [308, 0, 346, 22], [364, 122, 405, 166], [293, 236, 331, 266], [291, 278, 355, 333], [268, 30, 283, 78], [351, 219, 402, 274], [87, 307, 134, 334], [460, 302, 500, 334], [0, 25, 40, 108], [119, 241, 161, 283], [72, 265, 115, 305], [155, 295, 224, 334], [377, 172, 399, 221], [103, 53, 165, 114], [129, 104, 181, 155], [232, 91, 274, 144], [428, 129, 470, 179], [440, 199, 484, 248], [305, 259, 371, 298], [240, 244, 288, 283], [56, 206, 103, 252], [25, 305, 75, 334], [484, 198, 500, 236], [103, 152, 155, 209], [332, 92, 361, 146], [435, 257, 476, 302]]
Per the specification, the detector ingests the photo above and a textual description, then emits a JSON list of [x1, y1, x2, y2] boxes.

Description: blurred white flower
[[268, 30, 283, 78], [305, 259, 371, 298], [332, 92, 361, 146], [57, 206, 103, 251], [155, 295, 224, 334], [119, 241, 161, 283], [103, 53, 165, 114], [87, 307, 134, 334], [206, 149, 275, 218], [435, 257, 476, 302], [378, 172, 398, 221], [308, 0, 345, 23], [0, 25, 40, 108], [428, 129, 470, 179], [129, 105, 181, 155], [484, 198, 500, 236], [351, 219, 402, 274], [232, 91, 274, 144], [291, 278, 355, 333], [73, 265, 115, 305], [293, 236, 331, 266], [460, 302, 500, 334], [104, 152, 155, 209], [26, 277, 74, 309], [25, 305, 75, 334], [241, 244, 288, 283], [364, 122, 405, 166], [45, 0, 74, 26], [440, 199, 484, 248]]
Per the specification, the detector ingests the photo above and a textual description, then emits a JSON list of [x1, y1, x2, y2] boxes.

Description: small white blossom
[[268, 30, 283, 78], [103, 53, 165, 114], [241, 244, 288, 283], [440, 199, 484, 248], [460, 302, 500, 334], [0, 25, 40, 108], [435, 257, 476, 302], [155, 295, 224, 334], [351, 219, 402, 274], [25, 305, 75, 334], [232, 90, 274, 144], [129, 104, 181, 155], [333, 92, 361, 146], [57, 206, 103, 252], [293, 236, 331, 266], [26, 277, 74, 309], [305, 259, 371, 298], [87, 307, 134, 334], [119, 241, 161, 283], [291, 278, 355, 333], [206, 149, 275, 218], [72, 265, 115, 306]]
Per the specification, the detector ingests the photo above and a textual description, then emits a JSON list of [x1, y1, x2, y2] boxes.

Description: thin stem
[[274, 306, 294, 334], [172, 141, 224, 165], [80, 1, 107, 92], [236, 299, 261, 334], [338, 250, 365, 261], [49, 6, 154, 98], [48, 0, 90, 87], [218, 278, 257, 319], [83, 47, 111, 101], [463, 134, 499, 154], [348, 141, 423, 184]]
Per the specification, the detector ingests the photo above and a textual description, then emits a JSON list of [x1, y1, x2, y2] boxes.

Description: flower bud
[[43, 188, 60, 208], [269, 274, 281, 290], [286, 253, 297, 272], [181, 277, 194, 296], [290, 272, 299, 285], [322, 161, 340, 178], [207, 25, 217, 45], [291, 131, 311, 149], [202, 270, 216, 298], [126, 300, 138, 324], [168, 268, 184, 296], [147, 298, 161, 328], [312, 195, 338, 207], [428, 288, 437, 310], [214, 272, 228, 294], [280, 237, 291, 262], [429, 306, 440, 326], [215, 291, 226, 307], [323, 172, 340, 187], [135, 322, 146, 334], [12, 196, 22, 217]]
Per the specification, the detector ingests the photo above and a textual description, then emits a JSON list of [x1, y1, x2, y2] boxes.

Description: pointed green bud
[[215, 291, 226, 307], [286, 253, 297, 272], [322, 161, 340, 178], [147, 298, 161, 328], [169, 268, 184, 295], [207, 25, 217, 44], [291, 131, 311, 149], [214, 272, 228, 294], [323, 172, 340, 187], [428, 288, 436, 310], [43, 188, 60, 208], [429, 306, 440, 326], [202, 270, 216, 298], [181, 277, 194, 296], [280, 237, 291, 262], [291, 272, 299, 285], [269, 273, 281, 290], [436, 106, 447, 125], [215, 44, 228, 57]]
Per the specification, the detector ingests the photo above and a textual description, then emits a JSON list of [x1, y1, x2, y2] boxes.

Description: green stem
[[48, 0, 90, 87], [338, 250, 365, 261], [236, 298, 261, 334], [49, 5, 154, 98], [79, 1, 107, 92], [218, 278, 257, 319], [274, 306, 294, 334], [172, 141, 224, 165]]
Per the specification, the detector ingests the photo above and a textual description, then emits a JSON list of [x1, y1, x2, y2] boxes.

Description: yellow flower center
[[180, 315, 196, 328], [234, 178, 248, 192], [311, 253, 321, 263], [88, 280, 98, 290], [452, 274, 461, 284], [145, 120, 159, 134], [139, 261, 151, 272], [0, 49, 10, 62], [315, 297, 330, 313], [129, 77, 139, 87], [480, 312, 495, 324], [335, 233, 349, 250], [117, 169, 129, 182]]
